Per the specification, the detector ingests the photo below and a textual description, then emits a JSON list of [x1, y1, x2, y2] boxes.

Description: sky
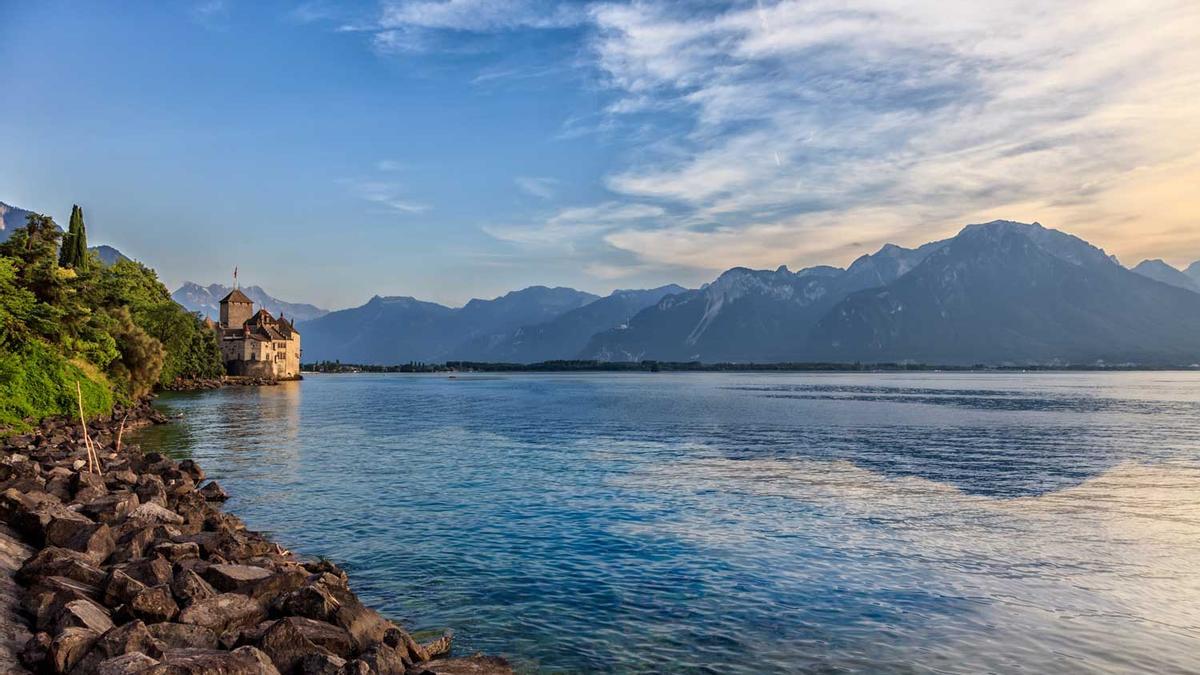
[[1, 0, 1198, 310]]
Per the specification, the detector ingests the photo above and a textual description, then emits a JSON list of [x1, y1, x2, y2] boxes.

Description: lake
[[133, 372, 1200, 673]]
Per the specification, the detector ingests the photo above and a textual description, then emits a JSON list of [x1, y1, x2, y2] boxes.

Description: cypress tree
[[58, 205, 80, 267], [72, 205, 88, 270]]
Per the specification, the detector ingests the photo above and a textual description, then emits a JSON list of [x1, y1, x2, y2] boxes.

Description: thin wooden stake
[[75, 381, 94, 473], [115, 412, 129, 454]]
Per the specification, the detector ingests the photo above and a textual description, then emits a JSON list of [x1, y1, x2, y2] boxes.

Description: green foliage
[[0, 341, 113, 430], [58, 204, 88, 270], [0, 209, 224, 428]]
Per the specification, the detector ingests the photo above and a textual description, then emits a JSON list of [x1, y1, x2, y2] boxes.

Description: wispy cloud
[[341, 178, 430, 214], [514, 176, 558, 199], [484, 201, 664, 247], [190, 0, 231, 29]]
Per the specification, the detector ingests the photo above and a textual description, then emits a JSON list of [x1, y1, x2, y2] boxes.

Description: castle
[[205, 288, 302, 379]]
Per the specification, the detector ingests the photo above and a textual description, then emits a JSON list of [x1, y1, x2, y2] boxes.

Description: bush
[[0, 340, 113, 430]]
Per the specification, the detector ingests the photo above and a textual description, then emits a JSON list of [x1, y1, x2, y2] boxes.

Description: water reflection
[[133, 372, 1200, 673]]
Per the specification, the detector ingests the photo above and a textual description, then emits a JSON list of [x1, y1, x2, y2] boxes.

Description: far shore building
[[209, 288, 301, 379]]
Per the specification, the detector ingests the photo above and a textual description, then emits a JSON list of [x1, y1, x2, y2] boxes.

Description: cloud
[[483, 201, 665, 247], [341, 179, 430, 214], [514, 176, 558, 199], [582, 0, 1200, 270], [190, 0, 231, 28], [379, 0, 585, 32]]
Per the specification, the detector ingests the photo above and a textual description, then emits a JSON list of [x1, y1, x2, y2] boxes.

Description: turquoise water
[[134, 372, 1200, 673]]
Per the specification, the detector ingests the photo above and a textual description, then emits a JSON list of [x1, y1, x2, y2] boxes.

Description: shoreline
[[0, 399, 510, 674]]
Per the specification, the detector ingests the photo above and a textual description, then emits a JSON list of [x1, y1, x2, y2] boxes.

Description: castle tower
[[219, 288, 254, 328]]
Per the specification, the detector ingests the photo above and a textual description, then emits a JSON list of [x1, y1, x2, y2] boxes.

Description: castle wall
[[220, 300, 253, 329]]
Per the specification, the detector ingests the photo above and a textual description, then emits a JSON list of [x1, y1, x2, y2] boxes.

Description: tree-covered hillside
[[0, 208, 223, 429]]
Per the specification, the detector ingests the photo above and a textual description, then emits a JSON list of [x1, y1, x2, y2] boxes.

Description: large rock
[[17, 546, 106, 586], [130, 585, 180, 623], [204, 564, 272, 592], [44, 517, 115, 564], [79, 492, 140, 524], [96, 652, 162, 674], [257, 617, 338, 674], [198, 481, 229, 502], [142, 645, 281, 674], [53, 597, 115, 635], [178, 593, 265, 634], [116, 556, 173, 587], [357, 643, 410, 674], [49, 626, 100, 674], [146, 623, 220, 650], [296, 652, 345, 675], [127, 501, 184, 526], [103, 568, 149, 607], [69, 620, 167, 674], [172, 568, 217, 606]]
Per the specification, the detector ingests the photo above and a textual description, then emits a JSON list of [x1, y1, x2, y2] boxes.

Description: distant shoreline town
[[301, 360, 1200, 374]]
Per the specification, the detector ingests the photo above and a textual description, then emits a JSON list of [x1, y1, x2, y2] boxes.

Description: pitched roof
[[220, 288, 253, 304]]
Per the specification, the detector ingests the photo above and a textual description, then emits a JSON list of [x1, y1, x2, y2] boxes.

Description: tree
[[58, 204, 88, 270]]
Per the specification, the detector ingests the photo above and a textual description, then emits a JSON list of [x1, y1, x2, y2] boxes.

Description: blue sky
[[2, 0, 1198, 309]]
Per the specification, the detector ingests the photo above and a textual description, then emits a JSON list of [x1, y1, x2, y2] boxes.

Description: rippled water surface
[[134, 372, 1200, 673]]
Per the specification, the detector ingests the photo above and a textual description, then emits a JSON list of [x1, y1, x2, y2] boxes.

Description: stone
[[96, 652, 162, 674], [198, 480, 229, 502], [357, 643, 410, 674], [178, 593, 265, 634], [258, 617, 339, 674], [44, 517, 115, 565], [80, 492, 140, 524], [297, 652, 346, 675], [127, 501, 185, 525], [103, 568, 149, 607], [172, 568, 217, 606], [17, 546, 106, 586], [276, 584, 338, 622], [53, 597, 115, 635], [146, 623, 220, 650], [107, 469, 140, 487], [131, 585, 180, 623], [111, 526, 157, 562], [339, 660, 370, 675], [204, 563, 273, 592], [117, 556, 174, 587], [288, 617, 353, 658], [69, 620, 168, 674], [142, 646, 281, 674], [49, 626, 100, 674], [154, 541, 201, 562], [18, 632, 50, 671], [135, 475, 168, 506], [178, 459, 205, 482], [71, 470, 109, 498], [24, 576, 101, 631]]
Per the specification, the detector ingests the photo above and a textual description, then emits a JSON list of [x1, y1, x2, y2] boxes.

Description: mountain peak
[[1131, 259, 1200, 293]]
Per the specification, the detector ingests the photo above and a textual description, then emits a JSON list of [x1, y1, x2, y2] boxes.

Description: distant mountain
[[451, 284, 687, 362], [1184, 261, 1200, 287], [299, 286, 600, 364], [582, 242, 942, 362], [0, 202, 35, 242], [585, 220, 1200, 365], [1131, 259, 1200, 293], [172, 282, 329, 322], [808, 221, 1200, 365], [90, 245, 130, 266]]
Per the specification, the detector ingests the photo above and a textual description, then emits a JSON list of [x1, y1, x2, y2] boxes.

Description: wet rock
[[146, 623, 220, 650], [198, 481, 229, 502], [204, 563, 273, 592], [142, 645, 281, 674], [178, 593, 265, 634], [130, 585, 179, 623], [177, 459, 205, 482], [49, 626, 100, 674], [96, 652, 162, 674]]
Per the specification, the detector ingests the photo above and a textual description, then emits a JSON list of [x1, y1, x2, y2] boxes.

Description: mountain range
[[171, 282, 330, 323]]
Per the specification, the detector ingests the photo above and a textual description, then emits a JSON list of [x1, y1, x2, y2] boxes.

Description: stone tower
[[219, 288, 254, 328]]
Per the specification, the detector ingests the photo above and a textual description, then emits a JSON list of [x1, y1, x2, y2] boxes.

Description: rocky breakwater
[[0, 405, 510, 674]]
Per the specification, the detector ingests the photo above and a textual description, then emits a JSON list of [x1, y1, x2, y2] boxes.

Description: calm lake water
[[134, 372, 1200, 673]]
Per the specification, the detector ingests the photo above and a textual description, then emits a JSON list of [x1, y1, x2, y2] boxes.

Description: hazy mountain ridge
[[1131, 259, 1200, 293], [586, 220, 1200, 365], [299, 286, 600, 364], [172, 282, 329, 322], [451, 285, 687, 362], [0, 202, 34, 242]]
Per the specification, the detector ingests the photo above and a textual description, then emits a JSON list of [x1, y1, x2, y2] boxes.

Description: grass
[[0, 340, 114, 432]]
